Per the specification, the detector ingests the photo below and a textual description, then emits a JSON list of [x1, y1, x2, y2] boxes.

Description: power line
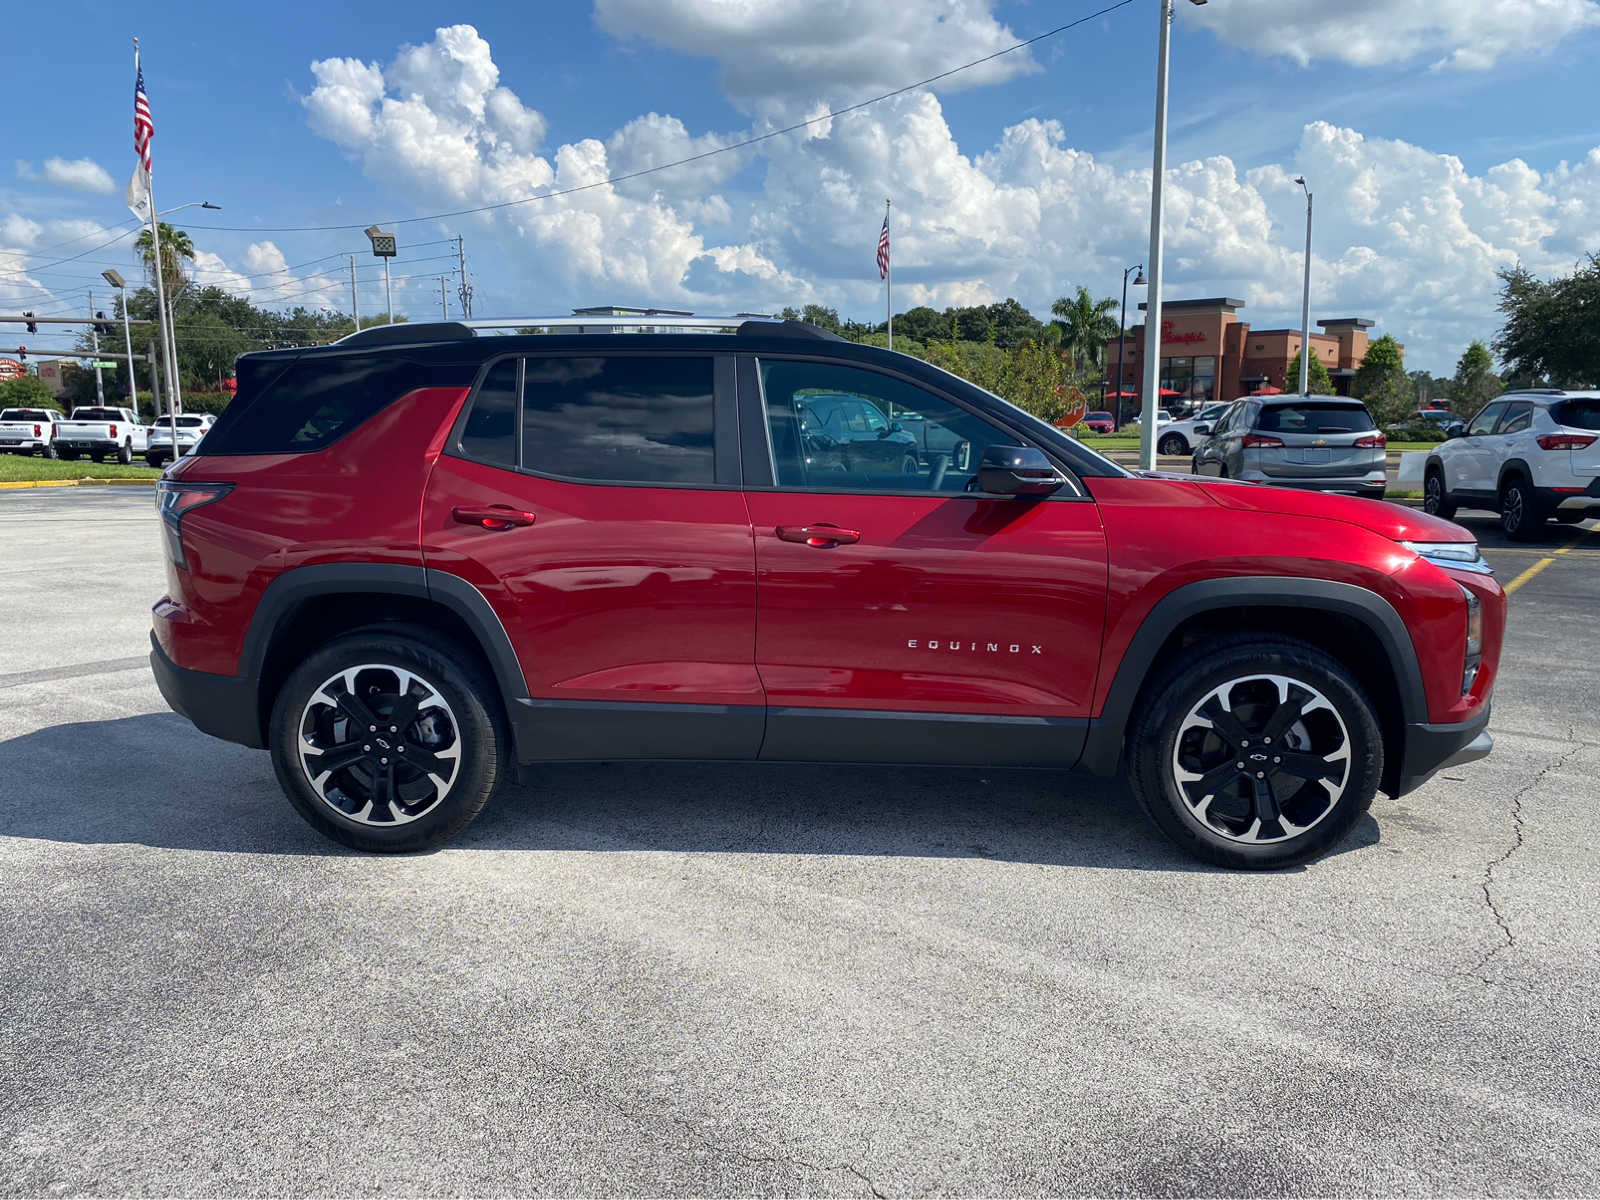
[[180, 0, 1136, 235]]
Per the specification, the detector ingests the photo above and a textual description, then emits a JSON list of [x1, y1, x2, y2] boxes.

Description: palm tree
[[134, 222, 196, 302], [1050, 286, 1120, 373]]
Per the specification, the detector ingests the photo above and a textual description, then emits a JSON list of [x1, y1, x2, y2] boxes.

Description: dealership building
[[1103, 297, 1391, 415]]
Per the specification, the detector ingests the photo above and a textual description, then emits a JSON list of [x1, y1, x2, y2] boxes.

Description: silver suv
[[1422, 390, 1600, 539], [1191, 395, 1386, 499]]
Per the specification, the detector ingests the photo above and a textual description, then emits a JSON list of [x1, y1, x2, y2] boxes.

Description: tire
[[901, 454, 920, 475], [1499, 476, 1544, 541], [1422, 467, 1456, 519], [1159, 434, 1188, 457], [1126, 634, 1382, 870], [90, 452, 105, 464], [117, 441, 133, 465], [268, 626, 511, 853], [146, 453, 165, 469], [42, 443, 58, 460]]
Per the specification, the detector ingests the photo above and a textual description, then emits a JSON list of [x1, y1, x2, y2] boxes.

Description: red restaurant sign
[[1160, 321, 1205, 346]]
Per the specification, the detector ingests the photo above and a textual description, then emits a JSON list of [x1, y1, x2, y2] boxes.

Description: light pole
[[366, 226, 397, 323], [1294, 175, 1313, 395], [1117, 264, 1145, 429], [100, 269, 138, 421], [1139, 0, 1209, 470], [148, 200, 221, 417]]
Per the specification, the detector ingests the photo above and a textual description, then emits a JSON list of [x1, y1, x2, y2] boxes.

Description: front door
[[740, 356, 1109, 766], [1453, 401, 1509, 494], [422, 351, 762, 760]]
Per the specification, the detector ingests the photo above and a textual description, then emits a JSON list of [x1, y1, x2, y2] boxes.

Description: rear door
[[422, 351, 762, 761], [739, 355, 1108, 766]]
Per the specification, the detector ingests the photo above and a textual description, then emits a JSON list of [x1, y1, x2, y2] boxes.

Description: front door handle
[[452, 505, 537, 530], [775, 523, 860, 547]]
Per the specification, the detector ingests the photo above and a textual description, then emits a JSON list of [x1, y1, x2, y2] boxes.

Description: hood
[[1190, 476, 1473, 543]]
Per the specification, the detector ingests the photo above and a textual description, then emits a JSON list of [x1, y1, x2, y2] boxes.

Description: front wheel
[[1127, 635, 1382, 869], [1423, 468, 1456, 519], [1159, 434, 1188, 456], [268, 627, 511, 853]]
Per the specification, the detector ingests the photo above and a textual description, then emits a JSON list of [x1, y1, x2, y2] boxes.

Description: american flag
[[876, 215, 890, 280], [133, 61, 154, 172]]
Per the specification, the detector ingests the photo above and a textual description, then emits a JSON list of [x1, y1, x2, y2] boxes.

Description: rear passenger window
[[459, 359, 518, 468], [521, 355, 714, 485]]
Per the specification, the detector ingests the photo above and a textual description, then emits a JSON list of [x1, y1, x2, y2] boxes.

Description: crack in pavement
[[1473, 730, 1586, 983]]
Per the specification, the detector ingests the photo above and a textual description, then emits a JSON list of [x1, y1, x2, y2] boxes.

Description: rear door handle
[[452, 505, 537, 530], [775, 523, 860, 547]]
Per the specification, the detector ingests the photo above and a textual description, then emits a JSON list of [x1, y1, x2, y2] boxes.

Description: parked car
[[1130, 409, 1175, 427], [53, 406, 148, 464], [1192, 395, 1388, 499], [145, 413, 216, 468], [0, 408, 62, 457], [795, 392, 922, 476], [1156, 401, 1231, 456], [1422, 390, 1600, 539], [1412, 408, 1456, 425], [1081, 411, 1116, 435], [150, 315, 1501, 870]]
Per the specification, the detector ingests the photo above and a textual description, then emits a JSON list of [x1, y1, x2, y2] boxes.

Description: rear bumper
[[1538, 477, 1600, 511], [149, 632, 264, 748], [1390, 704, 1493, 797]]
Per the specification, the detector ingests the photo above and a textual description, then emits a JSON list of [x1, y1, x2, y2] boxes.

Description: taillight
[[109, 424, 117, 438], [156, 480, 233, 569], [32, 424, 41, 437], [1354, 433, 1387, 448], [1242, 433, 1284, 448], [1537, 433, 1597, 451]]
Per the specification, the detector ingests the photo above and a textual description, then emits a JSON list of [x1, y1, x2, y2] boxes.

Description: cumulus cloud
[[16, 156, 116, 193], [1185, 0, 1600, 71], [593, 0, 1036, 115]]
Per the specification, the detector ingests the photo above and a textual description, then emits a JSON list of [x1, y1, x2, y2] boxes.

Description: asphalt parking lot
[[3, 488, 1598, 1196]]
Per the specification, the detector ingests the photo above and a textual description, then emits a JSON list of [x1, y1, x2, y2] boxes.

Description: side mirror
[[1447, 422, 1467, 439], [1194, 424, 1211, 436], [975, 445, 1066, 496]]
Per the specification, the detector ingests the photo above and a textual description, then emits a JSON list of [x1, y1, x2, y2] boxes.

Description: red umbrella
[[1158, 388, 1181, 397], [1252, 384, 1283, 395]]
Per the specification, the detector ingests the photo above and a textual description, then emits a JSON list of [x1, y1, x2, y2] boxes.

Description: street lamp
[[100, 269, 139, 422], [1117, 264, 1146, 429], [1139, 0, 1210, 470], [146, 200, 221, 418], [365, 226, 397, 323], [1294, 175, 1313, 395]]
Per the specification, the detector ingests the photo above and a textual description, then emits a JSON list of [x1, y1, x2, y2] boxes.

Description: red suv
[[150, 316, 1504, 868]]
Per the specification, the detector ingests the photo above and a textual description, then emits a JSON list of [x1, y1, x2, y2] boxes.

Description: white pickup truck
[[0, 408, 63, 458], [144, 412, 216, 467], [53, 406, 149, 464]]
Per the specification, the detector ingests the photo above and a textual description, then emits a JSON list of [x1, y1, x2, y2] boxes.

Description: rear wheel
[[146, 453, 165, 469], [268, 627, 510, 853], [1159, 434, 1188, 456], [117, 441, 132, 465], [1422, 467, 1456, 519], [901, 454, 920, 475], [1499, 476, 1544, 541], [41, 442, 58, 460], [1127, 635, 1381, 869]]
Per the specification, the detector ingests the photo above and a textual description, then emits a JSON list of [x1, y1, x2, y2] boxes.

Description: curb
[[0, 476, 159, 491]]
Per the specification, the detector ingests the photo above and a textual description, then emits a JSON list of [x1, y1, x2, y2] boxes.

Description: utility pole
[[349, 256, 360, 332], [440, 277, 449, 319], [456, 235, 473, 319], [88, 289, 105, 404], [147, 343, 162, 419], [1295, 176, 1314, 396], [1140, 0, 1176, 471]]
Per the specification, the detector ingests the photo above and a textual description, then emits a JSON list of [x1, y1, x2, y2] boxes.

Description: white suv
[[1423, 390, 1600, 539]]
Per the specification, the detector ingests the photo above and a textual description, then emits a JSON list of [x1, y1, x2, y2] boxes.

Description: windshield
[[70, 408, 122, 421], [1552, 399, 1600, 431], [1258, 403, 1376, 434]]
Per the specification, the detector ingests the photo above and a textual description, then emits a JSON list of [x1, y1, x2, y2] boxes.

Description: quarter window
[[759, 359, 1022, 493], [459, 358, 518, 468], [521, 355, 715, 485]]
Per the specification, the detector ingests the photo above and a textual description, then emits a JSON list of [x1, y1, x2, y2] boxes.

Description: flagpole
[[133, 39, 180, 446], [884, 198, 893, 352]]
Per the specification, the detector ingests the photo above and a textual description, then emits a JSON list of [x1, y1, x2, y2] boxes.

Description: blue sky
[[5, 0, 1600, 372]]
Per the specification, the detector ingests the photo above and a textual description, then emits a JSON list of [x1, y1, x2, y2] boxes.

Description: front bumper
[[149, 632, 264, 749], [1390, 703, 1493, 797]]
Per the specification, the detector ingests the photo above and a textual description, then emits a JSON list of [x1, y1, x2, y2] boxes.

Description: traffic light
[[95, 311, 111, 334], [23, 311, 37, 334], [16, 346, 24, 361]]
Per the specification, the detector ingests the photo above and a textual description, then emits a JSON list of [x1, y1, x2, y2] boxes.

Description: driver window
[[758, 359, 1022, 493], [1467, 402, 1506, 437]]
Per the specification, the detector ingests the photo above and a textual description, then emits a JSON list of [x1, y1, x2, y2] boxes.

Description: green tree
[[799, 304, 842, 334], [1049, 287, 1119, 373], [1495, 254, 1600, 387], [1452, 340, 1501, 413], [0, 374, 60, 411], [1286, 346, 1335, 395], [1352, 333, 1411, 423], [133, 222, 197, 302]]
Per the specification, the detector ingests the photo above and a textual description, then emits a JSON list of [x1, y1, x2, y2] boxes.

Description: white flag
[[126, 163, 152, 223]]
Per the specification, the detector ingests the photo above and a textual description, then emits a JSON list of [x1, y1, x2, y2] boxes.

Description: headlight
[[1400, 540, 1493, 576], [1459, 582, 1483, 695]]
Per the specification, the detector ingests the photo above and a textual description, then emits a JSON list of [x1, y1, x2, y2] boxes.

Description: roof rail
[[334, 313, 839, 346]]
